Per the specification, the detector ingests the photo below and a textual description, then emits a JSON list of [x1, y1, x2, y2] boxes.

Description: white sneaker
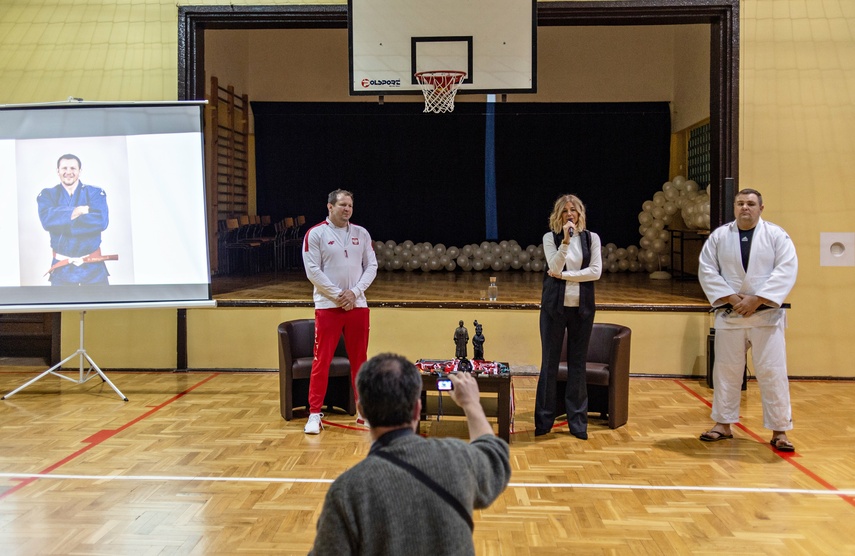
[[355, 412, 369, 428], [304, 413, 323, 434]]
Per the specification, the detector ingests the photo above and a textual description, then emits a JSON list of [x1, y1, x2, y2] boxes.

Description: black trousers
[[535, 307, 594, 434]]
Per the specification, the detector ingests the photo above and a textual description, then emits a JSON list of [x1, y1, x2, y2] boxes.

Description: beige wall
[[205, 25, 707, 126], [672, 25, 711, 131], [2, 1, 854, 377]]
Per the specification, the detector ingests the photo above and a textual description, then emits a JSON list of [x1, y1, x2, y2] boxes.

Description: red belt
[[45, 248, 119, 276]]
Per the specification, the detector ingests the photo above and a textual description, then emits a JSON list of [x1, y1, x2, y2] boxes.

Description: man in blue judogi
[[37, 154, 114, 285]]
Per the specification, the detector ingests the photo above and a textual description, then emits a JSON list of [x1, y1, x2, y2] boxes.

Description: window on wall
[[687, 120, 711, 188]]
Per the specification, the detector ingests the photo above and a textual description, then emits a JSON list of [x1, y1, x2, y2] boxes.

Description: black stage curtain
[[252, 101, 670, 248]]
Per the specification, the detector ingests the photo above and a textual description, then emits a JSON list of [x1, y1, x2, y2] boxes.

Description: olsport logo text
[[361, 78, 401, 88]]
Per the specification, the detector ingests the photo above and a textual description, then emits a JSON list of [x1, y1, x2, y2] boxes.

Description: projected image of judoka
[[37, 154, 118, 285]]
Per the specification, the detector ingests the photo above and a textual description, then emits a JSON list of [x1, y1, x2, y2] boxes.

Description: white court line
[[2, 473, 854, 497]]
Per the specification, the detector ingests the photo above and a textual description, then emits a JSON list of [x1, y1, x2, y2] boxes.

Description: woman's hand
[[562, 219, 575, 243], [547, 269, 563, 279]]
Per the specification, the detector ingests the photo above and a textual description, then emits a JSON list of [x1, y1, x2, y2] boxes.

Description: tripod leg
[[84, 353, 128, 401], [1, 351, 82, 400]]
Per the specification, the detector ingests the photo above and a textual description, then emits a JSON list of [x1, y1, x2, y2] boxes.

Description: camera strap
[[370, 447, 473, 531]]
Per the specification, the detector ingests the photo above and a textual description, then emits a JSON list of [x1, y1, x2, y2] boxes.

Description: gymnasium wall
[[0, 1, 853, 377]]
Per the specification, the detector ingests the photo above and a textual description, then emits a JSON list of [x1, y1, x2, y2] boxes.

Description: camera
[[436, 378, 453, 391]]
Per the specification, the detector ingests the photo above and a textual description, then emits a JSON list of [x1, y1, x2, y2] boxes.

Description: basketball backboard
[[348, 0, 536, 95]]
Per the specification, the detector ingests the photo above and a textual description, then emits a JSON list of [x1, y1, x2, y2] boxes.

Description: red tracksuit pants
[[308, 307, 370, 414]]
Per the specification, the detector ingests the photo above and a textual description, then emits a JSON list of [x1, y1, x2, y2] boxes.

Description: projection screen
[[0, 102, 215, 311]]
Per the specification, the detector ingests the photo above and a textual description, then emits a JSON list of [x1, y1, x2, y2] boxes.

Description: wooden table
[[419, 372, 512, 442]]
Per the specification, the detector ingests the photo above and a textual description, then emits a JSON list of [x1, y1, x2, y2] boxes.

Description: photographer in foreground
[[310, 353, 511, 556]]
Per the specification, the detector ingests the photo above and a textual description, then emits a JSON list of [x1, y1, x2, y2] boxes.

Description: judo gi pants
[[308, 307, 370, 414], [711, 324, 793, 431]]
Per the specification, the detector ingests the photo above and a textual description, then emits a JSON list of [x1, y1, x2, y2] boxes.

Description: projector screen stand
[[2, 311, 128, 401]]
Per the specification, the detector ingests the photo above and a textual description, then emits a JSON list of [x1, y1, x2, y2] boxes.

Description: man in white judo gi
[[697, 189, 798, 452]]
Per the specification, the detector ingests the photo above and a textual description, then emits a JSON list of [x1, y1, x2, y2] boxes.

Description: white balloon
[[672, 175, 686, 190], [685, 180, 699, 193], [402, 240, 414, 249], [491, 259, 503, 271], [445, 260, 456, 271], [531, 259, 544, 272], [618, 259, 630, 271], [472, 259, 484, 271], [639, 212, 653, 225], [627, 245, 639, 258], [385, 240, 396, 249], [447, 246, 459, 259], [643, 200, 655, 212], [616, 248, 628, 260]]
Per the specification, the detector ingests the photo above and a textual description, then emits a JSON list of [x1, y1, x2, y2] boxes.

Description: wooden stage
[[212, 269, 710, 312]]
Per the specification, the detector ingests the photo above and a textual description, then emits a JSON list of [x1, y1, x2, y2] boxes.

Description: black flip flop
[[770, 438, 795, 452], [699, 430, 733, 442]]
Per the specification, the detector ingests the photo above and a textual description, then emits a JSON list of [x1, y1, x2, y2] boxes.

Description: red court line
[[675, 379, 855, 508], [0, 373, 220, 501]]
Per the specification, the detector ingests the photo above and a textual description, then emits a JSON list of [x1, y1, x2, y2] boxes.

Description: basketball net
[[414, 71, 466, 114]]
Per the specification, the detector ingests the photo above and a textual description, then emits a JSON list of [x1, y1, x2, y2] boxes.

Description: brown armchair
[[278, 319, 356, 420], [557, 322, 631, 429]]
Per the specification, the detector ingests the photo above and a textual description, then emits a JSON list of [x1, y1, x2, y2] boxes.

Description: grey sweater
[[310, 431, 511, 555]]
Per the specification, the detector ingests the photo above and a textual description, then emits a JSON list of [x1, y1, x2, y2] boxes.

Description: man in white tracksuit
[[697, 189, 798, 452]]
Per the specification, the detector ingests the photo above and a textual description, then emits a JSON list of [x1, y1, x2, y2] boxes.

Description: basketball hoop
[[414, 71, 466, 114]]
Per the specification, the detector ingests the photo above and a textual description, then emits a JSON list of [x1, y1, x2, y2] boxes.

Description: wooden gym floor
[[1, 368, 854, 554]]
